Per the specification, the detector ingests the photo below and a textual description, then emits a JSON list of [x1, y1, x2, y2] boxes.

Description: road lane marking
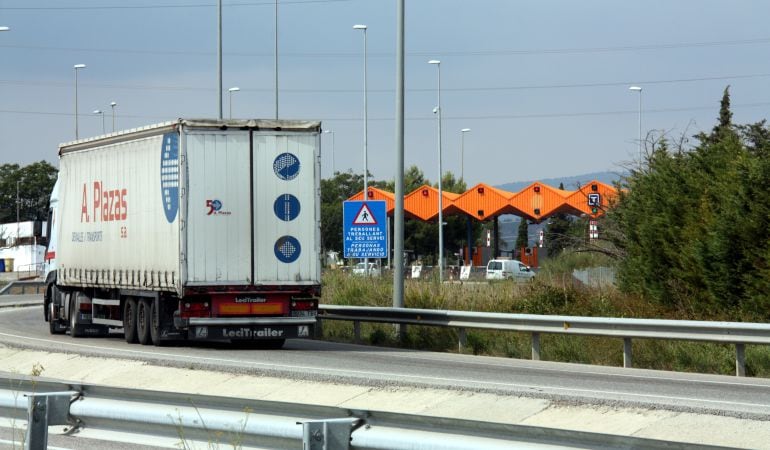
[[1, 305, 769, 392], [0, 438, 71, 450], [0, 330, 769, 412]]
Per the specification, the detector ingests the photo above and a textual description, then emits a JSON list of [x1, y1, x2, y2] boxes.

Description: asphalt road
[[2, 295, 770, 419], [0, 426, 167, 450]]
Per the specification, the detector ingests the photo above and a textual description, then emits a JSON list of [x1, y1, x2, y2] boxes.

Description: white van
[[352, 261, 382, 277], [486, 259, 535, 281]]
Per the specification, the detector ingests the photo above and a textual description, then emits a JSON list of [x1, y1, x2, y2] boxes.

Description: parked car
[[352, 262, 382, 277], [485, 259, 535, 281]]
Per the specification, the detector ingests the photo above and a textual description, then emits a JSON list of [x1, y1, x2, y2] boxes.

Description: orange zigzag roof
[[347, 181, 617, 222]]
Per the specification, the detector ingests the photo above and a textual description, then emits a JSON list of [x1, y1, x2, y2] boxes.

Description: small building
[[0, 221, 47, 274]]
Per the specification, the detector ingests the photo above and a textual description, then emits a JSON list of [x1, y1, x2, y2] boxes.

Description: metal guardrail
[[14, 263, 44, 281], [0, 374, 735, 450], [318, 305, 770, 377]]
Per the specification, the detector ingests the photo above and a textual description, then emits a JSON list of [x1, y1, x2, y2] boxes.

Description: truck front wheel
[[123, 298, 138, 344], [48, 301, 65, 335], [136, 299, 152, 345], [69, 296, 85, 338]]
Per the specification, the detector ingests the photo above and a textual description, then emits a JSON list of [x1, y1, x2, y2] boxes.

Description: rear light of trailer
[[180, 301, 211, 319], [290, 299, 317, 317], [79, 302, 92, 312], [291, 300, 316, 310]]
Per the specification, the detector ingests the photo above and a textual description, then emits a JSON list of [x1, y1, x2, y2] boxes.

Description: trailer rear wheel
[[137, 299, 152, 345], [149, 300, 165, 346], [69, 296, 85, 338], [123, 298, 138, 344]]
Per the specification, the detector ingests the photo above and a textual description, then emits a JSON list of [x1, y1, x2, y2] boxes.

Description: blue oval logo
[[160, 132, 179, 223]]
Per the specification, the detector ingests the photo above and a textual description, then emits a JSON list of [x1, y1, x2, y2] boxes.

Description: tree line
[[603, 87, 770, 318], [0, 161, 57, 225]]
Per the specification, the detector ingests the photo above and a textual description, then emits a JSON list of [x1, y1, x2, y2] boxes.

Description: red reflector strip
[[215, 302, 285, 316]]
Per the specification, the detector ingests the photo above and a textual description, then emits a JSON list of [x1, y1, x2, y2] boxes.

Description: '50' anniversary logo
[[206, 199, 231, 216]]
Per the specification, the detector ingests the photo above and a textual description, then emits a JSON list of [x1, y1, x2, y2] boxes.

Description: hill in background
[[496, 171, 623, 193]]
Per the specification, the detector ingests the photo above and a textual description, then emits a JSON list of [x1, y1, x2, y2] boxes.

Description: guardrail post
[[458, 328, 467, 353], [301, 418, 360, 450], [314, 319, 324, 339], [24, 392, 75, 450], [736, 343, 746, 377], [531, 332, 541, 361], [353, 321, 361, 344], [623, 338, 632, 368]]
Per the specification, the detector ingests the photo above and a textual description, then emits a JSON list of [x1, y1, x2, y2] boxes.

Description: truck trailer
[[43, 119, 321, 347]]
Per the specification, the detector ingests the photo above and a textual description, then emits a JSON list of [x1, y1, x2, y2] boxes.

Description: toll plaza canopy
[[348, 180, 618, 222]]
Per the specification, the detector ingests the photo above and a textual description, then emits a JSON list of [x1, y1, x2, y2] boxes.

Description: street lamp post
[[629, 86, 642, 167], [275, 0, 279, 119], [323, 130, 335, 176], [73, 64, 86, 139], [110, 102, 117, 132], [217, 0, 223, 120], [353, 25, 368, 196], [354, 24, 369, 274], [429, 59, 444, 282], [228, 87, 240, 119], [460, 128, 471, 181], [93, 110, 105, 134], [16, 180, 20, 246]]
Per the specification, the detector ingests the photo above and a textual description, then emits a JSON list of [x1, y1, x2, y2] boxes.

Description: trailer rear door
[[252, 133, 319, 284], [185, 131, 252, 284]]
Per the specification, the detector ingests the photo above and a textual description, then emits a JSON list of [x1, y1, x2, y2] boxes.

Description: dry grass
[[320, 256, 770, 377]]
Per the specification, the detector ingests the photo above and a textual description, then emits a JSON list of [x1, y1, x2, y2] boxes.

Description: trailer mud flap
[[189, 325, 311, 341]]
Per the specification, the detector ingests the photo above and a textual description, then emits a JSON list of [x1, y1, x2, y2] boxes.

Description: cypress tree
[[516, 218, 529, 253]]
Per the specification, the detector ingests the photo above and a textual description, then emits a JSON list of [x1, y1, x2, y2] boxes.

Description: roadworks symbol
[[353, 203, 378, 225]]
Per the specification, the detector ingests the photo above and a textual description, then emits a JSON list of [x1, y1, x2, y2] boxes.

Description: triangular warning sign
[[353, 203, 378, 225]]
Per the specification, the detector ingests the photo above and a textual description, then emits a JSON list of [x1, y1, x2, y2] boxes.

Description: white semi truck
[[43, 119, 321, 347]]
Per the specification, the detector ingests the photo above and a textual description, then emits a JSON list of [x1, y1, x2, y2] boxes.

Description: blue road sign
[[343, 200, 387, 258]]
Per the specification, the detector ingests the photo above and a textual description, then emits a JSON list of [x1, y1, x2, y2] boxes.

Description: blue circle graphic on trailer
[[273, 194, 301, 221], [273, 153, 300, 180], [274, 236, 301, 263], [159, 132, 180, 223]]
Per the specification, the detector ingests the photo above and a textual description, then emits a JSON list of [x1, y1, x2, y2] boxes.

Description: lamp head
[[0, 26, 9, 32], [461, 128, 471, 132], [93, 110, 102, 114], [110, 102, 117, 107], [428, 60, 440, 65], [629, 86, 642, 92], [353, 24, 367, 30], [74, 64, 86, 69], [228, 87, 240, 92]]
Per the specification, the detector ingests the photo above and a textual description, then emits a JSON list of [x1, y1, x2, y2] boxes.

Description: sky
[[2, 0, 770, 188]]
